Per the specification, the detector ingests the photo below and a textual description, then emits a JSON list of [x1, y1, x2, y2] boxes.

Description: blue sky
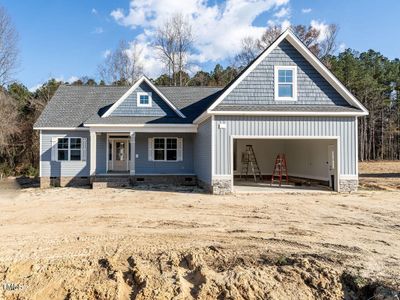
[[2, 0, 400, 90]]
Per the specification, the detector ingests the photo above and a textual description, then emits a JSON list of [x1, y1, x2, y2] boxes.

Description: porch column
[[130, 132, 135, 175], [90, 131, 96, 176]]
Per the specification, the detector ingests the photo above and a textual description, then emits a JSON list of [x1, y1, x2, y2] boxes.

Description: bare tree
[[234, 24, 339, 68], [0, 6, 19, 86], [154, 13, 193, 86], [98, 40, 143, 85], [0, 91, 19, 176]]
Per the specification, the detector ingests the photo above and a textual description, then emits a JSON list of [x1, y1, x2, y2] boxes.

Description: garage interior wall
[[234, 139, 337, 181]]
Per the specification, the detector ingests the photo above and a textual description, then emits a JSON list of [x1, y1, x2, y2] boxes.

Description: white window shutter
[[177, 138, 183, 161], [51, 137, 58, 161], [81, 138, 87, 161], [148, 138, 154, 161]]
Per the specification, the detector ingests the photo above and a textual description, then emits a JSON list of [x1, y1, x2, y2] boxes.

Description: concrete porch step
[[92, 176, 131, 188]]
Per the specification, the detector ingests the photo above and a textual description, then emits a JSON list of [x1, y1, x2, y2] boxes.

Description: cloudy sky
[[2, 0, 400, 90]]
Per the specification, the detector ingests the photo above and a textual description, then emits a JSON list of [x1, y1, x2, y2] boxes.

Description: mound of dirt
[[1, 247, 398, 300]]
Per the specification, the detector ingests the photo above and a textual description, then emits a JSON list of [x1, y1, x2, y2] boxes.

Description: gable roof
[[33, 85, 222, 129], [194, 29, 368, 123], [102, 76, 186, 118]]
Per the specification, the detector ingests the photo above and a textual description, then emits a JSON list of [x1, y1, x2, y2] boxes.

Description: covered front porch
[[88, 126, 197, 187]]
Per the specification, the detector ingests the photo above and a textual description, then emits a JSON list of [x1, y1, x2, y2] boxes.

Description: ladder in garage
[[240, 145, 262, 182], [271, 154, 289, 186]]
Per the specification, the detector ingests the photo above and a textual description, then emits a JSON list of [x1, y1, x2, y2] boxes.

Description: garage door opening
[[232, 137, 339, 192]]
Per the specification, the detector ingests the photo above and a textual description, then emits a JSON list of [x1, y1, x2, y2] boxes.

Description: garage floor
[[233, 179, 332, 193]]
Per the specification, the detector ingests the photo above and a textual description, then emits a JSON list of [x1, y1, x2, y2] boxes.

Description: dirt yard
[[0, 162, 399, 299]]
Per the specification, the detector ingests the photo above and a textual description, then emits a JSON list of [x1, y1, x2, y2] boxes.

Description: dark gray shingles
[[34, 85, 222, 127]]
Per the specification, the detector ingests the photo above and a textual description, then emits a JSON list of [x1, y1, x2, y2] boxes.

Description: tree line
[[0, 7, 399, 177]]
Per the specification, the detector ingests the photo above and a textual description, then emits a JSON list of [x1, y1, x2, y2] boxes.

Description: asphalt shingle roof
[[34, 85, 222, 128]]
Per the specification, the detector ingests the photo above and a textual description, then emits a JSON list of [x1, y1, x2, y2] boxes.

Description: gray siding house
[[34, 30, 368, 193]]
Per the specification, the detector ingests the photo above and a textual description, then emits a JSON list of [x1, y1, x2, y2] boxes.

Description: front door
[[113, 140, 128, 171], [327, 144, 336, 190]]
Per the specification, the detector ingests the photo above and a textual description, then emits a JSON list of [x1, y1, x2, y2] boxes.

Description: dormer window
[[137, 92, 152, 107], [274, 66, 297, 101]]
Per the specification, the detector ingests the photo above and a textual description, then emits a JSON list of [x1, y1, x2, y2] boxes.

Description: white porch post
[[90, 131, 96, 176], [130, 132, 135, 175]]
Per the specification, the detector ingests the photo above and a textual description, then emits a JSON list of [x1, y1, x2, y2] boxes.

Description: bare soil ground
[[0, 162, 399, 299]]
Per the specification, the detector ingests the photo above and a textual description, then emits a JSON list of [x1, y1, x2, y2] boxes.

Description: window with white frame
[[137, 92, 152, 107], [274, 66, 297, 100], [57, 137, 82, 161], [149, 137, 182, 161]]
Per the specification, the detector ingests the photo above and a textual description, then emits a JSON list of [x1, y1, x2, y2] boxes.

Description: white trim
[[227, 135, 340, 192], [339, 174, 358, 180], [106, 133, 109, 173], [208, 111, 367, 117], [355, 116, 359, 177], [39, 130, 42, 177], [34, 127, 89, 131], [137, 92, 152, 107], [85, 123, 196, 128], [194, 29, 368, 124], [274, 66, 297, 101], [211, 115, 215, 177], [102, 75, 185, 118], [90, 131, 96, 176], [55, 137, 84, 162], [86, 125, 197, 133], [151, 137, 180, 162]]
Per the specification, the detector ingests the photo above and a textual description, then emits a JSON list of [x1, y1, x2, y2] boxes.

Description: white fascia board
[[33, 127, 89, 131], [102, 75, 185, 118], [209, 111, 367, 117], [84, 124, 197, 133], [205, 29, 368, 116]]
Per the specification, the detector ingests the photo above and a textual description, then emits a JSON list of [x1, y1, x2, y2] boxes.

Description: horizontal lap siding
[[96, 133, 107, 174], [135, 133, 194, 175], [213, 116, 356, 176], [40, 130, 90, 177], [193, 118, 212, 184]]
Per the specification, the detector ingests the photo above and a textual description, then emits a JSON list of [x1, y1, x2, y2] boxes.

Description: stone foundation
[[130, 175, 197, 186], [40, 177, 90, 188], [339, 179, 358, 192], [211, 178, 232, 195], [197, 179, 212, 193]]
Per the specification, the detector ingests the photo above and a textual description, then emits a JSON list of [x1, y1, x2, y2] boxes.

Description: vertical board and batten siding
[[134, 133, 194, 175], [40, 130, 90, 177], [221, 40, 350, 106], [96, 133, 107, 174], [110, 81, 176, 117], [213, 116, 357, 176], [193, 118, 212, 184]]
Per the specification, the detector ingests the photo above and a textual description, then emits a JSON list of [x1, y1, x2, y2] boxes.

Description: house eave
[[83, 123, 198, 133], [210, 111, 368, 117]]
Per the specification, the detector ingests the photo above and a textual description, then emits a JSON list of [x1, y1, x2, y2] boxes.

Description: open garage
[[232, 137, 339, 192]]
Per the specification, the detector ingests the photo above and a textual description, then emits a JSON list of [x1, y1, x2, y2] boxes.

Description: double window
[[154, 138, 177, 161], [274, 66, 297, 100], [57, 137, 82, 161], [137, 92, 152, 107]]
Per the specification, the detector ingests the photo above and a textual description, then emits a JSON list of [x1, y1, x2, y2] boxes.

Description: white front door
[[328, 144, 336, 190], [113, 139, 128, 172]]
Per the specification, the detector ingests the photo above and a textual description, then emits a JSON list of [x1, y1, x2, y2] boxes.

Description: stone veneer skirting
[[211, 178, 233, 195], [339, 179, 358, 192], [40, 177, 90, 188]]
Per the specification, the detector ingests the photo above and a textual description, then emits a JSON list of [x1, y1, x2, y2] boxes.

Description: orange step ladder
[[271, 154, 289, 186]]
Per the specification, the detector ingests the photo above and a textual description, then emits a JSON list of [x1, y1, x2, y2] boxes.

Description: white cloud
[[338, 43, 346, 53], [91, 8, 98, 15], [274, 7, 290, 18], [310, 20, 329, 42], [29, 83, 43, 92], [110, 0, 290, 77], [92, 27, 104, 34], [301, 8, 312, 14], [102, 49, 111, 58], [67, 76, 79, 83]]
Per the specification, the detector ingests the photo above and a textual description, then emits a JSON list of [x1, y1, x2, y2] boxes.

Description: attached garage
[[232, 137, 338, 191]]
